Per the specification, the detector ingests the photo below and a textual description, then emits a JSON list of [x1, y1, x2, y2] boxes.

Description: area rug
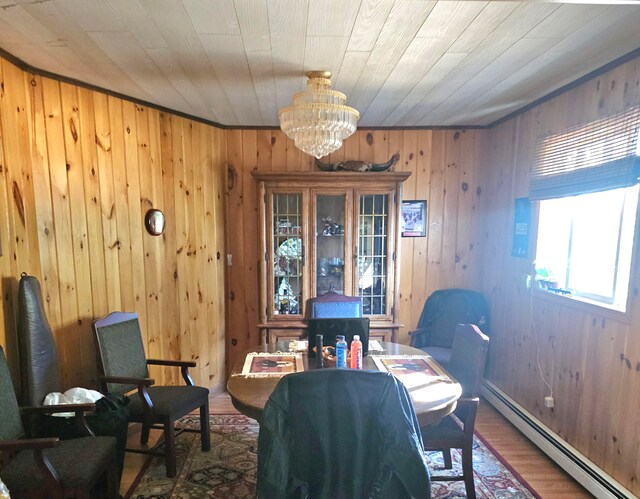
[[126, 414, 539, 498]]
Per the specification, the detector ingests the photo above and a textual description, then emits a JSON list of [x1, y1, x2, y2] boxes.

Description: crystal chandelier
[[279, 71, 360, 159]]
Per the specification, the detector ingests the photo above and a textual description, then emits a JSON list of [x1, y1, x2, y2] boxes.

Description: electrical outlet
[[544, 396, 555, 408]]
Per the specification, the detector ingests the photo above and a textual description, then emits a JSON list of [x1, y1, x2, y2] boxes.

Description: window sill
[[532, 288, 630, 325]]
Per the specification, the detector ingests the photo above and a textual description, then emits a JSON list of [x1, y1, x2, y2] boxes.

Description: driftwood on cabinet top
[[315, 153, 400, 172]]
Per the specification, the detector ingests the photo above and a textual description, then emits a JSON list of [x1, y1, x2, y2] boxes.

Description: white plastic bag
[[44, 387, 104, 418], [0, 477, 10, 498]]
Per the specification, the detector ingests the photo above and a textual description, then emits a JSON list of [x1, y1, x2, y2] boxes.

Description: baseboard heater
[[481, 380, 634, 499]]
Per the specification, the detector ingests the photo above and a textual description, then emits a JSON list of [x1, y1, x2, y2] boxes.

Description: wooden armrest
[[0, 437, 59, 452], [147, 359, 196, 386], [101, 375, 155, 386], [21, 403, 95, 415], [21, 403, 97, 437], [147, 358, 197, 368], [0, 437, 63, 487], [408, 327, 430, 347]]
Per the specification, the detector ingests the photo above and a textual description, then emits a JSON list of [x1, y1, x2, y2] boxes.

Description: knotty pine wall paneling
[[0, 55, 226, 393], [477, 56, 640, 494], [225, 128, 488, 373]]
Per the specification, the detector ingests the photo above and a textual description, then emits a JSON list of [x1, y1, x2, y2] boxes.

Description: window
[[531, 106, 640, 312], [535, 184, 638, 310]]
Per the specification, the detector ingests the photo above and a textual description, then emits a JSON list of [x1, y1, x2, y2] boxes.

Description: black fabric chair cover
[[17, 273, 61, 407], [257, 369, 431, 499], [16, 274, 129, 482]]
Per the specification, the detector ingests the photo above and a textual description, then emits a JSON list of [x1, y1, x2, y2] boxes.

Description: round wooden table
[[227, 341, 461, 427]]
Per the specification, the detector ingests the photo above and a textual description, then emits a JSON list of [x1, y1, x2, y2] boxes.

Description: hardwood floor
[[474, 401, 592, 498], [120, 393, 592, 497]]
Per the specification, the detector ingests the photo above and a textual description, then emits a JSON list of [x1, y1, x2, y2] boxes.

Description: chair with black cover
[[16, 273, 130, 483], [0, 346, 119, 498], [409, 288, 489, 367], [421, 324, 489, 499], [257, 369, 431, 498], [92, 311, 210, 478], [16, 273, 61, 409]]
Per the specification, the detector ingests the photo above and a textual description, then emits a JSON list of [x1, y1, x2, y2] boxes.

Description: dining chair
[[257, 368, 431, 498], [92, 311, 210, 478], [0, 347, 119, 498], [421, 324, 489, 499]]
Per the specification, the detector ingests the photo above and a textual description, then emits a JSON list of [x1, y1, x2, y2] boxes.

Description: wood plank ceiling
[[0, 0, 638, 127]]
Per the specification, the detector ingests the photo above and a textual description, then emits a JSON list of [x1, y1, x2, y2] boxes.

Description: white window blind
[[530, 106, 640, 200]]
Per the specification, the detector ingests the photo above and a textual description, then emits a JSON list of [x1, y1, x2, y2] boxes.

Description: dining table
[[227, 340, 462, 427]]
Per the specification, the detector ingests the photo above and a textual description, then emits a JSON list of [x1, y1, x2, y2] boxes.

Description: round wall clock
[[145, 209, 165, 236]]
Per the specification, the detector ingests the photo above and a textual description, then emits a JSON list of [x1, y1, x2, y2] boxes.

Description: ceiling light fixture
[[279, 71, 360, 159]]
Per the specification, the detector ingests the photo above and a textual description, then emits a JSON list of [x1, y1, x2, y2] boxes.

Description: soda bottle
[[350, 335, 363, 369], [335, 335, 347, 368]]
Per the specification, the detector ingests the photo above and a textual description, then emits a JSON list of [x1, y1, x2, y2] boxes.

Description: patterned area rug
[[126, 414, 539, 498]]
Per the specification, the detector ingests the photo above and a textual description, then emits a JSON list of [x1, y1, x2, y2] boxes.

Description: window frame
[[531, 187, 640, 321]]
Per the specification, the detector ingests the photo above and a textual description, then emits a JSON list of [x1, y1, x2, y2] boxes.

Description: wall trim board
[[481, 380, 634, 499]]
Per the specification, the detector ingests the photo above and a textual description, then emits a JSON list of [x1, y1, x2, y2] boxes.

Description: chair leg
[[442, 448, 453, 469], [164, 422, 177, 478], [140, 422, 151, 445], [200, 403, 211, 451], [461, 444, 476, 499]]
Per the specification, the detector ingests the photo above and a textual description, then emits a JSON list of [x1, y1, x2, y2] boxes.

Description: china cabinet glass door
[[357, 194, 389, 316], [271, 193, 303, 316], [314, 193, 348, 296]]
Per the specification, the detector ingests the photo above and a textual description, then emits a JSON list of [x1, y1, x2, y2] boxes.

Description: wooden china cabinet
[[253, 171, 410, 344]]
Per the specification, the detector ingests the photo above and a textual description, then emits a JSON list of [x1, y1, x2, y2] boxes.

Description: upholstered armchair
[[0, 347, 119, 498], [409, 288, 489, 367], [92, 311, 210, 478]]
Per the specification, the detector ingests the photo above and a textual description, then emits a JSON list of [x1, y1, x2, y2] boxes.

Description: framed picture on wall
[[401, 200, 427, 237]]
